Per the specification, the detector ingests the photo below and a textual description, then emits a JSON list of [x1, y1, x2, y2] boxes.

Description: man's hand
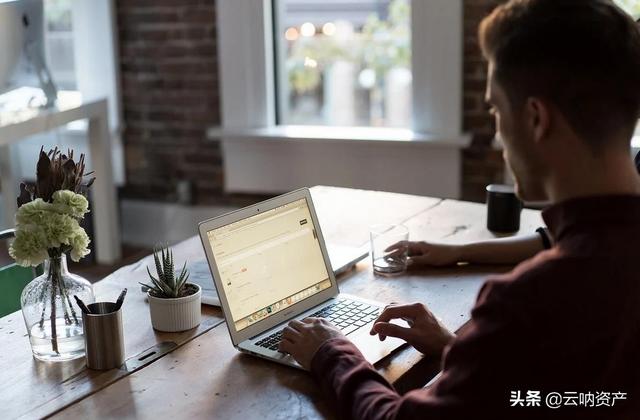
[[386, 241, 464, 267], [279, 318, 346, 370], [370, 302, 455, 357]]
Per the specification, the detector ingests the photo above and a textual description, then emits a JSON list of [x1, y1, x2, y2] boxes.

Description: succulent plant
[[140, 245, 194, 299]]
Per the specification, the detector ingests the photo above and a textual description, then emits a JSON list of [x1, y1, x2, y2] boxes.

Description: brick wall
[[116, 0, 223, 204], [462, 0, 506, 202], [116, 0, 506, 204]]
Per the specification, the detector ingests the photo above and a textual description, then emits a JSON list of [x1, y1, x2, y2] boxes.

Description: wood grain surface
[[0, 236, 224, 419], [48, 186, 543, 419]]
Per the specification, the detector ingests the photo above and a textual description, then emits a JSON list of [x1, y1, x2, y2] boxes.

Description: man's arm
[[388, 231, 549, 267], [283, 280, 527, 419], [458, 231, 549, 264]]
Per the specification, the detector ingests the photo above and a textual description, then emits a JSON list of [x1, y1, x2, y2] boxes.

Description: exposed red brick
[[462, 0, 507, 201], [116, 0, 221, 203], [117, 0, 507, 204]]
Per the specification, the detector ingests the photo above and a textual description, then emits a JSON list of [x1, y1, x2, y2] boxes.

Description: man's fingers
[[289, 319, 307, 331], [372, 302, 425, 327], [371, 322, 413, 342], [281, 325, 301, 342], [385, 241, 425, 256], [278, 337, 294, 353], [407, 255, 433, 267], [384, 240, 409, 252], [407, 241, 430, 255], [385, 249, 402, 259]]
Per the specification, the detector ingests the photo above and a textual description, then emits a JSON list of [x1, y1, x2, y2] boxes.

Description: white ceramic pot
[[147, 284, 202, 332]]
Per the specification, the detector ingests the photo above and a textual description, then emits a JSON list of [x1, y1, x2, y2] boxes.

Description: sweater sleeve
[[309, 279, 530, 420]]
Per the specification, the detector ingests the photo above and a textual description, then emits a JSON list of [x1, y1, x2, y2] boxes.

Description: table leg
[[0, 144, 20, 230], [87, 101, 121, 264]]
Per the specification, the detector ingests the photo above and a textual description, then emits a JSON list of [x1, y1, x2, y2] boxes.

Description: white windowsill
[[207, 125, 471, 149], [209, 124, 469, 198]]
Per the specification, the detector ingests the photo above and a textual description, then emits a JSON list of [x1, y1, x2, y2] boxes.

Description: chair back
[[0, 229, 41, 317]]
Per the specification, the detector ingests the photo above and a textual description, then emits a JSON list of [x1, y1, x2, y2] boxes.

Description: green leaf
[[138, 281, 151, 291], [153, 247, 163, 280], [179, 275, 189, 290], [175, 262, 189, 294], [177, 261, 188, 281], [146, 266, 173, 297], [138, 282, 157, 293], [139, 282, 162, 296], [151, 277, 173, 297], [163, 248, 174, 290]]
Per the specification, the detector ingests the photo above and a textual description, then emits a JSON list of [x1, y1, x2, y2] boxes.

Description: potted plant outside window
[[140, 246, 201, 332]]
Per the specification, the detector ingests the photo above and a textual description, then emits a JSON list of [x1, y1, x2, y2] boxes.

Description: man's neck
[[546, 152, 640, 203]]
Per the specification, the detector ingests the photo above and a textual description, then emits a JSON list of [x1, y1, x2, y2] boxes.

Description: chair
[[0, 229, 42, 317]]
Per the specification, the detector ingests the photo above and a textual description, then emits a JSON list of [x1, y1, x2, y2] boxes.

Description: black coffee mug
[[486, 184, 522, 233]]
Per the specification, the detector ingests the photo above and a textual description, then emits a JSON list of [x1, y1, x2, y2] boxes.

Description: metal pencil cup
[[82, 302, 125, 370]]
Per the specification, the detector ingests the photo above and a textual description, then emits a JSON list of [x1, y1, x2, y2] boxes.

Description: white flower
[[14, 198, 51, 226], [40, 212, 82, 249], [52, 190, 89, 219], [69, 229, 91, 262], [9, 225, 49, 267], [11, 192, 92, 265]]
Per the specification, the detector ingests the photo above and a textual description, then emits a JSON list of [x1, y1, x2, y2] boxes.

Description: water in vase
[[28, 319, 85, 362]]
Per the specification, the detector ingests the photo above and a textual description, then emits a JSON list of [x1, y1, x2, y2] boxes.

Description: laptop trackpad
[[351, 320, 409, 365]]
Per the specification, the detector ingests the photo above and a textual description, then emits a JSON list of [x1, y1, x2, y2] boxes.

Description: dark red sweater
[[311, 195, 640, 419]]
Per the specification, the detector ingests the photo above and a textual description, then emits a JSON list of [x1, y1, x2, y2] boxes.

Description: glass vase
[[20, 254, 95, 362]]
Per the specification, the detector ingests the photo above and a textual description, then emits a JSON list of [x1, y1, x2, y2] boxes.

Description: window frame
[[217, 0, 463, 136], [272, 0, 414, 129], [215, 0, 468, 198]]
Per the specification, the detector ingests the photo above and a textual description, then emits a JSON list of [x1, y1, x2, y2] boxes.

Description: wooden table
[[0, 186, 543, 419]]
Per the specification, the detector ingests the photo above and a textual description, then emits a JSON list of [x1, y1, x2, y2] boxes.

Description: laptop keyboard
[[254, 299, 381, 351]]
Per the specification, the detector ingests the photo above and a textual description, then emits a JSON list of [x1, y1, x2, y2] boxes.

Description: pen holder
[[82, 302, 125, 370]]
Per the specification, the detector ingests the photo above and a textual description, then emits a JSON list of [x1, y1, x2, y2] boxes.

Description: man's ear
[[525, 97, 550, 144]]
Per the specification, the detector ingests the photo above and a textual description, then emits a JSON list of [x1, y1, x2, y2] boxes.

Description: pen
[[115, 288, 127, 311], [74, 295, 91, 314]]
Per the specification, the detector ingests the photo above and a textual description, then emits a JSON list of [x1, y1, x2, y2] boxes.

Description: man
[[279, 0, 640, 418]]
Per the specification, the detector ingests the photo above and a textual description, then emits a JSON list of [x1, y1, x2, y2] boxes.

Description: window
[[613, 0, 640, 19], [215, 1, 466, 198], [274, 0, 412, 128], [44, 0, 76, 90], [613, 1, 640, 137]]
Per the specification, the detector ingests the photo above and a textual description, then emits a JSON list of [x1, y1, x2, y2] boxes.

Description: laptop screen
[[205, 198, 332, 331]]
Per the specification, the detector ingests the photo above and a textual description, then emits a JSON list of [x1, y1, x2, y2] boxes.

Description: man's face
[[486, 63, 548, 202]]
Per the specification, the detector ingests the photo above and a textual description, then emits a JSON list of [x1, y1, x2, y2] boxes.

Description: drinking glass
[[369, 224, 409, 275]]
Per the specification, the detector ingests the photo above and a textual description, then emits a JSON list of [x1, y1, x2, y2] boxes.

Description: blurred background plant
[[280, 0, 412, 127]]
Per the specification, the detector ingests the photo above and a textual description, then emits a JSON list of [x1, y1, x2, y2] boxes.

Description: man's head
[[479, 0, 640, 201]]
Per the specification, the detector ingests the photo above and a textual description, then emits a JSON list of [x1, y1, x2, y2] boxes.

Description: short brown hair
[[479, 0, 640, 148]]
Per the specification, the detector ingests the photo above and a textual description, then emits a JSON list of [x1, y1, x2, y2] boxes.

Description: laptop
[[198, 188, 406, 369], [327, 243, 368, 276], [184, 243, 367, 307]]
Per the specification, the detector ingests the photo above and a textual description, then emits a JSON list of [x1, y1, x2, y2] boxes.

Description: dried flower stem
[[38, 281, 49, 330], [49, 270, 59, 354], [57, 276, 72, 326]]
